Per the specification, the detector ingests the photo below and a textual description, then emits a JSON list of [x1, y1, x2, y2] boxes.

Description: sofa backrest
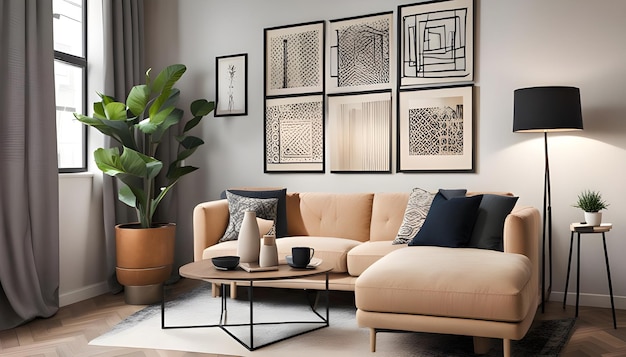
[[370, 192, 410, 241], [286, 192, 374, 242], [284, 191, 517, 243]]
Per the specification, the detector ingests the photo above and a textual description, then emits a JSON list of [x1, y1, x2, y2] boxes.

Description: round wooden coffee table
[[162, 260, 333, 351]]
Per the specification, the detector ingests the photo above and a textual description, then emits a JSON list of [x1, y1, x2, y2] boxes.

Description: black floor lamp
[[513, 86, 583, 312]]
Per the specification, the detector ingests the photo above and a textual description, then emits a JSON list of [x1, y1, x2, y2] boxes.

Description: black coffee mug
[[292, 247, 315, 267]]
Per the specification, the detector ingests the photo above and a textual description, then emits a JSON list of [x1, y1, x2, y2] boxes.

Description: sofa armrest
[[503, 205, 541, 304], [193, 199, 229, 261]]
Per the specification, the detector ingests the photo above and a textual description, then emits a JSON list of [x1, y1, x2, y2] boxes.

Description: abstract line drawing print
[[329, 12, 392, 92], [265, 95, 324, 172], [329, 91, 391, 172], [409, 103, 463, 156], [399, 0, 473, 86], [265, 22, 324, 96], [215, 53, 247, 117]]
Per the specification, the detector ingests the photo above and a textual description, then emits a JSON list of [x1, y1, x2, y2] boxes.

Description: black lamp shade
[[513, 86, 583, 132]]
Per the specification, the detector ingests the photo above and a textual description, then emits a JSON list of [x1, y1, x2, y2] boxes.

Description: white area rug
[[90, 283, 574, 357]]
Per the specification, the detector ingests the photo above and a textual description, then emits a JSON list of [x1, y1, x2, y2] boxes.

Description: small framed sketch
[[397, 85, 473, 172], [264, 94, 325, 173], [328, 90, 392, 173], [328, 11, 393, 93], [264, 21, 325, 97], [398, 0, 474, 87], [215, 53, 248, 117]]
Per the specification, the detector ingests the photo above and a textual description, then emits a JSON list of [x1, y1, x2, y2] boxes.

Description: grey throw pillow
[[219, 191, 278, 242], [393, 188, 436, 244]]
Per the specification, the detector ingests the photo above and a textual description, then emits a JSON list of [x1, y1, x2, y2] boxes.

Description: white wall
[[58, 173, 107, 306], [139, 0, 626, 308]]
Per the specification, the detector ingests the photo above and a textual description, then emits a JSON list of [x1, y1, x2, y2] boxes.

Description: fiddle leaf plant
[[573, 190, 609, 213], [75, 64, 215, 228]]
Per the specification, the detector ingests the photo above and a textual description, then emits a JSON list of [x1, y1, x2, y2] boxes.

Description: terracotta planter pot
[[115, 223, 176, 287]]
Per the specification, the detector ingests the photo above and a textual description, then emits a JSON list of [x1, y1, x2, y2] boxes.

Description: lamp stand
[[542, 131, 553, 313]]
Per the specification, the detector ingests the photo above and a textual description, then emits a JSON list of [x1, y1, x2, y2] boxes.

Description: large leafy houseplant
[[75, 64, 214, 228]]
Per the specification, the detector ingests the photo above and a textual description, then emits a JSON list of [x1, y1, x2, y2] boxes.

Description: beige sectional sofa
[[192, 190, 540, 356]]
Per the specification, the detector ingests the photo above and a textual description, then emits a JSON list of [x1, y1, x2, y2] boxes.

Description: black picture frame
[[264, 21, 325, 97], [215, 53, 248, 117], [398, 0, 474, 88], [264, 94, 325, 173], [397, 85, 474, 172], [328, 90, 392, 173]]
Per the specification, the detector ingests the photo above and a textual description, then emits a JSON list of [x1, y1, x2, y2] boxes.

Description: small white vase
[[259, 235, 278, 267], [237, 210, 260, 263], [584, 211, 602, 226]]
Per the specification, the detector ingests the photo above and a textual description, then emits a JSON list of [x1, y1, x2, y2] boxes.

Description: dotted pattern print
[[335, 17, 390, 87], [266, 100, 323, 164], [269, 30, 321, 90], [408, 104, 464, 156]]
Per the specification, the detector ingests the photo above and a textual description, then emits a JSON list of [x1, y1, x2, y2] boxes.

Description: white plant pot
[[584, 211, 602, 226]]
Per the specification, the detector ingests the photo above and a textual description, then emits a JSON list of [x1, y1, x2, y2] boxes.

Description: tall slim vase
[[237, 210, 260, 263]]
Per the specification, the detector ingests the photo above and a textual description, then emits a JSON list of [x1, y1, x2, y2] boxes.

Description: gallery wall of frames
[[219, 0, 475, 174]]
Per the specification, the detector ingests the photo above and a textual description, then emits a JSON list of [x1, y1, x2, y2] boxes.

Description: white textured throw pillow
[[393, 188, 436, 244], [220, 191, 278, 242]]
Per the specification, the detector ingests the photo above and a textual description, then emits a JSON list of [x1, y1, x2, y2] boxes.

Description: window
[[53, 0, 87, 172]]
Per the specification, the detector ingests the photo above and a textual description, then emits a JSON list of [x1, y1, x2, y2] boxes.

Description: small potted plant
[[573, 190, 609, 226]]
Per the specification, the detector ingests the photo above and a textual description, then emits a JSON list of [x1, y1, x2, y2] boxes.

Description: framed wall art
[[264, 21, 325, 97], [328, 90, 392, 173], [328, 12, 393, 93], [264, 94, 325, 173], [397, 85, 473, 172], [215, 53, 248, 117], [398, 0, 474, 87]]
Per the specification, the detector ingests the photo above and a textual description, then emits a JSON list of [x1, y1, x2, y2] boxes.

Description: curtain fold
[[100, 0, 145, 293], [0, 0, 60, 330]]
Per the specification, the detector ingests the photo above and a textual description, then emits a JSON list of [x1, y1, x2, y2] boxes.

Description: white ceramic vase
[[259, 235, 279, 267], [237, 210, 260, 263], [584, 211, 602, 226]]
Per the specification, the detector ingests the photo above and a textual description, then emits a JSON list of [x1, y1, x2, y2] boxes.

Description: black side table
[[563, 223, 616, 329]]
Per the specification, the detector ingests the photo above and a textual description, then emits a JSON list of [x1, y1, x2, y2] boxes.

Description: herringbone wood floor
[[1, 279, 625, 356]]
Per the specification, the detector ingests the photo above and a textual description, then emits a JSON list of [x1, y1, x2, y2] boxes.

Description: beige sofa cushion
[[286, 192, 373, 242], [275, 236, 361, 273], [355, 247, 534, 322], [369, 192, 410, 242], [202, 240, 238, 260], [347, 241, 408, 276]]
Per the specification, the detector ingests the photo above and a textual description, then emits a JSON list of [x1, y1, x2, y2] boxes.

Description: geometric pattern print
[[269, 29, 321, 90], [335, 17, 390, 87], [408, 104, 464, 156], [266, 100, 323, 164], [220, 192, 278, 242], [393, 188, 436, 244]]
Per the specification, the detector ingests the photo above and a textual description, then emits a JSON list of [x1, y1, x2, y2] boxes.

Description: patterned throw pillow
[[392, 188, 436, 244], [219, 191, 278, 242]]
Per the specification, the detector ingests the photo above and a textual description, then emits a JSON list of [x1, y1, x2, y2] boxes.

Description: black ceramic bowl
[[211, 255, 240, 270]]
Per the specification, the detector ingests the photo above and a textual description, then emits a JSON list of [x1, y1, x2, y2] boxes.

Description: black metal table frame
[[161, 271, 330, 351], [562, 230, 616, 329]]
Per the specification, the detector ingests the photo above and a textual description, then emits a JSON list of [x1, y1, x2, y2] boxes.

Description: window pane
[[55, 60, 85, 169], [52, 0, 84, 57]]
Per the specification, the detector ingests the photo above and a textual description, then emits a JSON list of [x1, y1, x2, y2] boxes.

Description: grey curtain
[[101, 0, 145, 293], [0, 0, 60, 330]]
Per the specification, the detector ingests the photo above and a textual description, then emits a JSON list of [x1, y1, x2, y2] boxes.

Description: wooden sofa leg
[[230, 282, 237, 299], [503, 339, 511, 357], [370, 328, 377, 352], [473, 336, 491, 354]]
